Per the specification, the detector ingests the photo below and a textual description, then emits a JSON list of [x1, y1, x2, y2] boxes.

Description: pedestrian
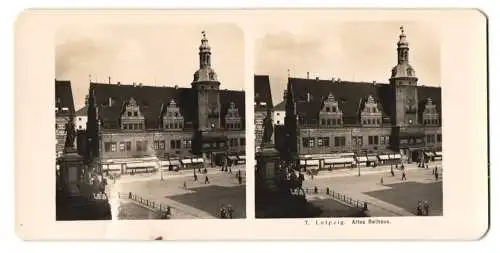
[[220, 207, 226, 219], [423, 201, 430, 216], [229, 167, 232, 174], [205, 175, 210, 184], [416, 201, 423, 216], [183, 181, 187, 189], [166, 206, 172, 218], [435, 172, 439, 181], [226, 204, 233, 219], [401, 171, 407, 181], [380, 176, 384, 185], [238, 174, 243, 185], [194, 173, 198, 181], [390, 168, 395, 177], [426, 164, 429, 169], [203, 167, 207, 174], [198, 167, 202, 174]]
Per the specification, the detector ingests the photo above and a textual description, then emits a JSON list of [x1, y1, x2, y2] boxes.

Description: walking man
[[194, 173, 198, 182], [183, 181, 187, 189], [416, 201, 423, 216], [423, 201, 430, 216], [435, 172, 439, 181], [380, 176, 384, 185], [401, 171, 407, 181], [205, 175, 210, 184]]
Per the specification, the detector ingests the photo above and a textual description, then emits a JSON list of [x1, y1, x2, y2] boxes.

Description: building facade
[[86, 32, 246, 173], [279, 26, 442, 170], [55, 80, 76, 158]]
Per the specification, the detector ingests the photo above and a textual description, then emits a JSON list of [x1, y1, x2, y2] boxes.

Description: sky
[[254, 22, 441, 105], [55, 24, 244, 110]]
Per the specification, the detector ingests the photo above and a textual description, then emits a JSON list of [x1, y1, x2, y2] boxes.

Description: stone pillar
[[59, 147, 85, 197], [255, 143, 280, 191]]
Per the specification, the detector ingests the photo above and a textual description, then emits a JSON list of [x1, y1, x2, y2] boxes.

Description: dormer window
[[423, 98, 440, 126], [319, 93, 343, 128], [225, 101, 242, 130], [121, 97, 145, 131], [163, 99, 184, 131], [361, 94, 382, 127]]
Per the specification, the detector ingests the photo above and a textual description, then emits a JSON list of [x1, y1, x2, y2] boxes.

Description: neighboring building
[[273, 99, 286, 126], [279, 26, 442, 171], [55, 80, 76, 158], [75, 96, 89, 131], [254, 75, 273, 148], [86, 32, 246, 173]]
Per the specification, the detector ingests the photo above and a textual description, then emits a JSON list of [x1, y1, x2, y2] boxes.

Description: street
[[302, 162, 443, 217], [108, 166, 246, 219]]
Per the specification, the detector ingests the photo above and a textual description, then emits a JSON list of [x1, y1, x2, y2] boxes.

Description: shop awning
[[169, 159, 181, 166], [378, 155, 389, 160], [159, 160, 171, 167], [127, 162, 157, 169], [435, 151, 443, 156], [388, 154, 402, 159], [228, 156, 238, 161], [367, 156, 378, 162], [181, 159, 192, 164], [300, 159, 319, 166], [338, 152, 355, 157], [192, 158, 204, 164], [106, 164, 122, 170], [324, 157, 355, 164], [425, 152, 435, 157], [356, 156, 368, 162]]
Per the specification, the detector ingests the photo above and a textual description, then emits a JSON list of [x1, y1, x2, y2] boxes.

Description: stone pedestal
[[255, 143, 281, 191], [58, 147, 85, 197]]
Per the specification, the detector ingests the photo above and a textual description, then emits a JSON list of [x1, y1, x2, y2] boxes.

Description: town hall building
[[85, 32, 246, 174], [276, 26, 442, 171]]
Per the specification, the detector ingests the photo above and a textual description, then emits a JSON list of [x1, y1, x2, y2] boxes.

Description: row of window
[[423, 119, 440, 125], [164, 122, 184, 129], [126, 111, 139, 117], [229, 138, 246, 147], [320, 118, 342, 126], [302, 136, 346, 148], [363, 118, 381, 125], [226, 123, 242, 129], [122, 123, 144, 130], [104, 139, 191, 152], [302, 135, 392, 148], [426, 134, 442, 143]]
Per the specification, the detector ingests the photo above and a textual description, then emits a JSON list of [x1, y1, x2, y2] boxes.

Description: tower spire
[[199, 30, 211, 69]]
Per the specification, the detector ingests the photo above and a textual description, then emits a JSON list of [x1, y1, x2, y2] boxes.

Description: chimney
[[117, 81, 121, 85], [307, 72, 310, 79], [316, 77, 320, 81], [108, 76, 111, 84], [174, 85, 178, 89]]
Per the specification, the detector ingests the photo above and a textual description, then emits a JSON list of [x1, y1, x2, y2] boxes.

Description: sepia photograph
[[254, 22, 443, 218], [15, 9, 487, 240], [55, 24, 246, 220]]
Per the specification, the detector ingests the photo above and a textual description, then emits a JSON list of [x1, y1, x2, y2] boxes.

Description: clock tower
[[192, 31, 221, 131], [390, 26, 419, 127]]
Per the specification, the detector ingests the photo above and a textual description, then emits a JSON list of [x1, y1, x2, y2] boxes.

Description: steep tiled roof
[[75, 106, 88, 117], [289, 77, 441, 125], [254, 75, 273, 111], [55, 80, 75, 117], [90, 82, 245, 130], [274, 100, 286, 111]]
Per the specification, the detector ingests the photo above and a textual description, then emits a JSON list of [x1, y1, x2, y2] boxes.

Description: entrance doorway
[[410, 150, 420, 163]]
